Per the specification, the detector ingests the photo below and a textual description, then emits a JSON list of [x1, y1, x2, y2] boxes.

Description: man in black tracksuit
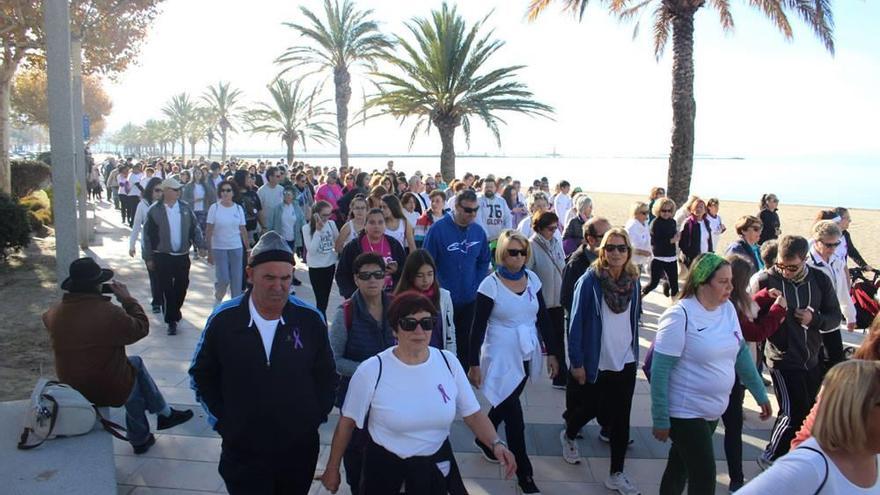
[[754, 235, 843, 465], [190, 231, 338, 494]]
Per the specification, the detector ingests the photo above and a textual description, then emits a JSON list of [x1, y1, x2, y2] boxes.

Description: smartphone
[[100, 283, 114, 294]]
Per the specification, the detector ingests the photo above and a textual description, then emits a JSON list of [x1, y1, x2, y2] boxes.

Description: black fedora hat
[[61, 257, 114, 291]]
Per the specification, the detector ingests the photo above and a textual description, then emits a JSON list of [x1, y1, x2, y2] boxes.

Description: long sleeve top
[[129, 199, 151, 252]]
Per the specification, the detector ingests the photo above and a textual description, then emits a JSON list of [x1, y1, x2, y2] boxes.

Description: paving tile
[[125, 458, 223, 491], [461, 477, 518, 494], [118, 484, 135, 495], [115, 454, 147, 480], [529, 455, 594, 482], [455, 452, 503, 479], [129, 488, 220, 494]]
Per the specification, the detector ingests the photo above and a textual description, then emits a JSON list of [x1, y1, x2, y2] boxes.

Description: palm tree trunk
[[334, 66, 352, 167], [190, 140, 195, 159], [221, 125, 228, 164], [667, 8, 697, 207], [180, 135, 186, 160], [437, 123, 456, 183], [207, 137, 213, 160], [285, 138, 295, 167]]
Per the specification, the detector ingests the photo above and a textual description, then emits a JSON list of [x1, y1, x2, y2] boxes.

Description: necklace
[[366, 236, 385, 253]]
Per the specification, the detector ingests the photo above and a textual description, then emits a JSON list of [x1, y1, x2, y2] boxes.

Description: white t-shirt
[[302, 221, 339, 268], [553, 193, 572, 218], [739, 437, 880, 495], [707, 214, 724, 250], [598, 300, 635, 372], [164, 201, 182, 253], [654, 297, 743, 420], [126, 173, 144, 196], [341, 347, 480, 459], [206, 202, 245, 250], [193, 183, 205, 212], [625, 218, 652, 266], [257, 184, 285, 213], [249, 296, 279, 362], [476, 194, 512, 242], [403, 210, 420, 230], [699, 220, 711, 253], [280, 204, 299, 242]]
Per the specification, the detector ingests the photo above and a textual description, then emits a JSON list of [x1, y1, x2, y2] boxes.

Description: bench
[[0, 400, 116, 494]]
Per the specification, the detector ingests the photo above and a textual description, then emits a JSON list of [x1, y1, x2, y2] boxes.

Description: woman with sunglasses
[[322, 291, 516, 494], [129, 176, 164, 314], [651, 253, 773, 495], [643, 197, 681, 298], [336, 208, 407, 299], [302, 200, 339, 317], [328, 253, 394, 494], [468, 230, 559, 495], [205, 180, 249, 305], [625, 201, 652, 275], [336, 195, 368, 254], [725, 215, 765, 274], [562, 228, 643, 495], [393, 249, 456, 353], [808, 220, 857, 332], [678, 198, 714, 269]]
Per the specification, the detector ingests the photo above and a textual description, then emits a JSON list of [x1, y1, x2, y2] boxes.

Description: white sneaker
[[605, 472, 640, 495], [559, 429, 580, 464]]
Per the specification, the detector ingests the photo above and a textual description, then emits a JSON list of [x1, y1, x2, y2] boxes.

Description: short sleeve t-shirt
[[341, 347, 480, 459], [654, 297, 743, 420], [206, 203, 246, 250]]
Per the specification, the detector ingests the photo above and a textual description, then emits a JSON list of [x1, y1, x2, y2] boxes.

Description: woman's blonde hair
[[812, 219, 842, 241], [593, 228, 640, 278], [651, 197, 676, 217], [495, 229, 531, 267], [812, 360, 880, 453], [630, 201, 648, 218]]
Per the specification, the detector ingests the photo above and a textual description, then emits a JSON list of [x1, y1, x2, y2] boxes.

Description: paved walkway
[[85, 202, 774, 495]]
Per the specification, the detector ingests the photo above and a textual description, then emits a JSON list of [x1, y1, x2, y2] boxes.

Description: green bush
[[19, 190, 53, 230], [0, 192, 31, 260], [11, 160, 52, 199]]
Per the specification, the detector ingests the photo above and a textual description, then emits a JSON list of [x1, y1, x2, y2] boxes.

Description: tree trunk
[[190, 140, 195, 159], [334, 66, 352, 168], [221, 124, 228, 163], [170, 140, 175, 156], [180, 135, 186, 160], [207, 133, 213, 160], [667, 8, 698, 207], [0, 68, 16, 194], [285, 138, 295, 167], [437, 123, 456, 183]]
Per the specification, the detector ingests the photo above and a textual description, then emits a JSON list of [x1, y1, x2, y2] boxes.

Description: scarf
[[497, 265, 526, 281], [772, 263, 809, 285], [532, 234, 565, 276], [598, 267, 635, 314]]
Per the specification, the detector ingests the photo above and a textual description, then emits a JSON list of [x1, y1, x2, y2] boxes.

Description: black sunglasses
[[398, 317, 434, 332], [356, 270, 385, 281], [604, 244, 629, 253], [507, 248, 527, 257], [660, 209, 673, 213], [220, 188, 233, 193], [461, 206, 479, 214], [820, 240, 842, 248], [775, 262, 802, 273]]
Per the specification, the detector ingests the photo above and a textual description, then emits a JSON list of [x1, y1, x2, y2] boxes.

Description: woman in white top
[[517, 191, 554, 239], [128, 177, 164, 314], [706, 198, 727, 250], [336, 195, 368, 254], [625, 201, 653, 274], [739, 360, 880, 495], [302, 200, 339, 317], [808, 220, 857, 331], [650, 253, 772, 495], [400, 192, 422, 229], [381, 193, 416, 253], [321, 292, 516, 494], [205, 180, 249, 305], [468, 230, 559, 495]]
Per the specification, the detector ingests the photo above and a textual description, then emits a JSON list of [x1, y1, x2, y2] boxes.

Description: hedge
[[11, 160, 52, 199], [0, 192, 31, 260]]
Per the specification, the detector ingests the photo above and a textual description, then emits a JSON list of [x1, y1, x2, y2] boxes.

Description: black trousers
[[563, 362, 637, 474], [763, 365, 822, 461], [721, 381, 745, 483], [154, 253, 190, 324], [360, 437, 465, 495], [548, 306, 568, 386], [452, 300, 475, 369], [343, 426, 369, 495], [146, 264, 162, 309], [643, 259, 679, 297], [487, 369, 532, 481], [308, 264, 336, 318], [219, 432, 319, 495], [121, 195, 138, 225]]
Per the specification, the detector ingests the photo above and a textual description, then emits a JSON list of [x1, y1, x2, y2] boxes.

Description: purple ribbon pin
[[437, 384, 450, 403], [293, 329, 304, 349]]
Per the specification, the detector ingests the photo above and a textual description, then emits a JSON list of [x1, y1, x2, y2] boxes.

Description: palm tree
[[201, 82, 243, 163], [162, 92, 197, 160], [527, 0, 834, 205], [243, 78, 335, 166], [367, 3, 553, 182], [276, 0, 392, 167]]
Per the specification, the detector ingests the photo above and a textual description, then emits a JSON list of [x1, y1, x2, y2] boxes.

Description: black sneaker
[[157, 408, 194, 430], [151, 305, 162, 314], [474, 438, 499, 464], [132, 433, 155, 455], [518, 476, 541, 494], [167, 322, 177, 335]]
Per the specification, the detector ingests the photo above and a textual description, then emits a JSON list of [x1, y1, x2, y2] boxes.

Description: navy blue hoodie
[[423, 213, 491, 305]]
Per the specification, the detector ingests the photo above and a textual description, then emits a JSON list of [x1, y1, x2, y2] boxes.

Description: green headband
[[691, 253, 726, 286]]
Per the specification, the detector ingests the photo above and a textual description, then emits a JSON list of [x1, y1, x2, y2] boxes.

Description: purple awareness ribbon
[[293, 329, 304, 349], [437, 384, 450, 403]]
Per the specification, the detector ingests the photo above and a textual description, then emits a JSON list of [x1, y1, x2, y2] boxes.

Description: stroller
[[851, 268, 879, 330]]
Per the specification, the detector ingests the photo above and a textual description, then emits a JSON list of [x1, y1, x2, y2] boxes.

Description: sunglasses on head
[[398, 316, 434, 332], [356, 270, 385, 281], [507, 248, 527, 257], [775, 262, 802, 273], [461, 206, 479, 214], [604, 244, 629, 253]]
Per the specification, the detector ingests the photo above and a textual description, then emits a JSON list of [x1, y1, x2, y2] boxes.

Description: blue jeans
[[213, 248, 243, 301], [125, 356, 168, 446]]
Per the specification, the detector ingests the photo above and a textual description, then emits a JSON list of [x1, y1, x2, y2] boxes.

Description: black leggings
[[721, 382, 745, 484], [452, 301, 475, 369], [643, 259, 679, 297], [548, 307, 568, 386], [486, 369, 532, 481], [308, 264, 336, 318]]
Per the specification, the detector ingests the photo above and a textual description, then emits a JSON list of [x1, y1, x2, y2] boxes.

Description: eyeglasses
[[507, 248, 527, 257], [220, 188, 233, 193], [352, 206, 367, 211], [774, 262, 802, 273], [637, 210, 649, 215], [398, 317, 434, 331], [356, 270, 385, 281], [660, 209, 673, 213], [819, 240, 842, 248], [461, 206, 479, 214], [604, 244, 629, 253]]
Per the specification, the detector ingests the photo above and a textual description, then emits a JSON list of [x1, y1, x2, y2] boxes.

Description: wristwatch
[[491, 438, 507, 450]]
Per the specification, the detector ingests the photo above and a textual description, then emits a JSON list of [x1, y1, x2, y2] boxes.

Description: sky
[[102, 0, 880, 160]]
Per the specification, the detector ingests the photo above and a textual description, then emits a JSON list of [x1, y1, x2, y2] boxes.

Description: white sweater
[[807, 250, 857, 325], [301, 221, 339, 268], [129, 199, 152, 252]]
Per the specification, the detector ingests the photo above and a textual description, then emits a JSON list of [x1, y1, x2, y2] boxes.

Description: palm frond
[[708, 0, 735, 32], [652, 4, 673, 60]]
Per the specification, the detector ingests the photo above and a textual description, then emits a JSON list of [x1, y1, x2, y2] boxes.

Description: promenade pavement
[[84, 202, 774, 495]]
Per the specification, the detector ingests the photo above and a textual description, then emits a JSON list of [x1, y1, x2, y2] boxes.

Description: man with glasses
[[423, 189, 490, 367], [142, 178, 206, 335], [257, 166, 285, 229], [754, 235, 843, 467]]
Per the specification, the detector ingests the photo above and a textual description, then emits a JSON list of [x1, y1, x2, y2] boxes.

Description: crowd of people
[[54, 153, 879, 494]]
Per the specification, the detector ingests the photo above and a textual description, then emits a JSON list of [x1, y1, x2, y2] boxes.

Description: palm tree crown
[[243, 78, 335, 166], [276, 0, 392, 167], [201, 82, 243, 163], [368, 2, 553, 181], [161, 92, 197, 160]]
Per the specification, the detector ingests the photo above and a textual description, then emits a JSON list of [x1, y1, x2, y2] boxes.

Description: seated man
[[43, 257, 193, 454]]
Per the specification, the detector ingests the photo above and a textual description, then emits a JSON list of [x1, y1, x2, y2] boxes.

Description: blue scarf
[[496, 266, 526, 281]]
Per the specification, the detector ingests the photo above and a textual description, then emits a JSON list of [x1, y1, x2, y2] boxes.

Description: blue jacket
[[569, 267, 642, 383], [423, 213, 491, 305]]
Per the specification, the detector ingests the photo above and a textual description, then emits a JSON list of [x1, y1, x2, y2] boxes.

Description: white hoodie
[[807, 249, 856, 326]]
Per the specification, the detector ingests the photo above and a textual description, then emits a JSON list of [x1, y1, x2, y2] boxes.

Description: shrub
[[0, 192, 31, 260], [11, 160, 52, 199], [19, 190, 53, 231]]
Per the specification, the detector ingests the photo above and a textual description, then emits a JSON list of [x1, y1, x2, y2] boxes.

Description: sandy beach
[[582, 191, 879, 267]]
